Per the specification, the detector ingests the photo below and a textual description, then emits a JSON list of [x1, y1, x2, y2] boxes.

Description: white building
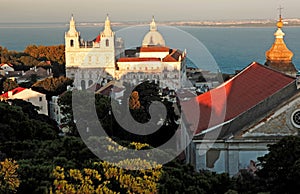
[[1, 87, 48, 115], [0, 63, 14, 73], [65, 16, 187, 90], [65, 15, 124, 90]]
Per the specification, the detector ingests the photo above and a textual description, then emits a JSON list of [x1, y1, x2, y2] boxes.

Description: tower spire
[[265, 8, 297, 76], [102, 14, 113, 37], [277, 6, 284, 29], [67, 14, 78, 36], [150, 16, 157, 31]]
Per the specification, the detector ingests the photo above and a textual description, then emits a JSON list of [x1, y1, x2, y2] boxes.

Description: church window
[[145, 67, 148, 71], [291, 109, 300, 128], [88, 80, 93, 86], [81, 80, 86, 90], [71, 57, 74, 63], [70, 40, 74, 47], [106, 39, 109, 47]]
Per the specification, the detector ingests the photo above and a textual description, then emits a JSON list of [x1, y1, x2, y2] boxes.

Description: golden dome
[[266, 16, 293, 62], [266, 38, 293, 61]]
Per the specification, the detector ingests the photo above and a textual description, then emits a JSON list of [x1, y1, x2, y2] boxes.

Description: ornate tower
[[265, 13, 297, 76], [65, 15, 80, 50], [65, 15, 117, 90]]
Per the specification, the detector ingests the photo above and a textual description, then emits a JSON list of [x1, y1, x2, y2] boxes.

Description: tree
[[257, 136, 300, 194], [24, 45, 65, 65], [0, 158, 20, 193], [129, 91, 140, 110], [2, 79, 18, 92], [52, 139, 162, 194], [159, 160, 233, 194], [32, 76, 73, 99]]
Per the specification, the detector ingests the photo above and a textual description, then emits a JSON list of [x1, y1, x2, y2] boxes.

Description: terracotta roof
[[183, 62, 295, 135], [0, 63, 13, 67], [117, 57, 161, 62], [163, 49, 183, 62], [140, 46, 169, 52], [1, 87, 26, 98], [94, 35, 101, 43]]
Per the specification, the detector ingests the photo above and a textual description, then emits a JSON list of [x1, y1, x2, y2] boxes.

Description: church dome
[[142, 17, 165, 47], [265, 14, 297, 76], [265, 17, 293, 62]]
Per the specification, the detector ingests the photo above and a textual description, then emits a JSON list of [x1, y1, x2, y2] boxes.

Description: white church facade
[[65, 16, 187, 90], [65, 15, 122, 90]]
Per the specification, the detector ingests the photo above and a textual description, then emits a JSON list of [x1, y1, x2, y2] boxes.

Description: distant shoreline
[[1, 19, 300, 28]]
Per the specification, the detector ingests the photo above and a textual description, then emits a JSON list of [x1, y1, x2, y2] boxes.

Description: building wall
[[194, 140, 270, 176], [116, 61, 184, 89], [12, 89, 48, 115], [65, 18, 116, 90]]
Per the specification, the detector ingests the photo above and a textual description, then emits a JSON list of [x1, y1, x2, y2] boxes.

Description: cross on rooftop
[[278, 6, 284, 18]]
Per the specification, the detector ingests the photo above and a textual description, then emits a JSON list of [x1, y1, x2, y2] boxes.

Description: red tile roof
[[140, 46, 169, 52], [163, 49, 183, 62], [94, 35, 101, 43], [118, 57, 161, 62], [1, 87, 26, 98], [0, 63, 13, 67], [183, 62, 295, 135]]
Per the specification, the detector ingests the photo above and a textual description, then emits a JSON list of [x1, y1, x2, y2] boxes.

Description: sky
[[0, 0, 300, 23]]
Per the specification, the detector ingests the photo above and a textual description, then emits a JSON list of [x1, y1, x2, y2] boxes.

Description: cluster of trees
[[1, 78, 300, 193], [0, 45, 65, 75], [32, 76, 73, 99], [24, 45, 65, 65]]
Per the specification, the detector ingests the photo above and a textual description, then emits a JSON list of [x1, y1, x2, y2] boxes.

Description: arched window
[[70, 39, 74, 47], [88, 80, 93, 86], [106, 39, 109, 47], [81, 80, 86, 90]]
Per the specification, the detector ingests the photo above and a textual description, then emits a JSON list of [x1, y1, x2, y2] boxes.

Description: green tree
[[257, 136, 300, 194], [159, 160, 233, 194]]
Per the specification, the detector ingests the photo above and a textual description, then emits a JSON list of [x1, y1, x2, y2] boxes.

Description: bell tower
[[65, 15, 80, 49], [265, 9, 297, 76]]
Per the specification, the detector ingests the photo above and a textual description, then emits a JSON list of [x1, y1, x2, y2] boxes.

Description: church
[[184, 14, 300, 176], [65, 16, 187, 90]]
